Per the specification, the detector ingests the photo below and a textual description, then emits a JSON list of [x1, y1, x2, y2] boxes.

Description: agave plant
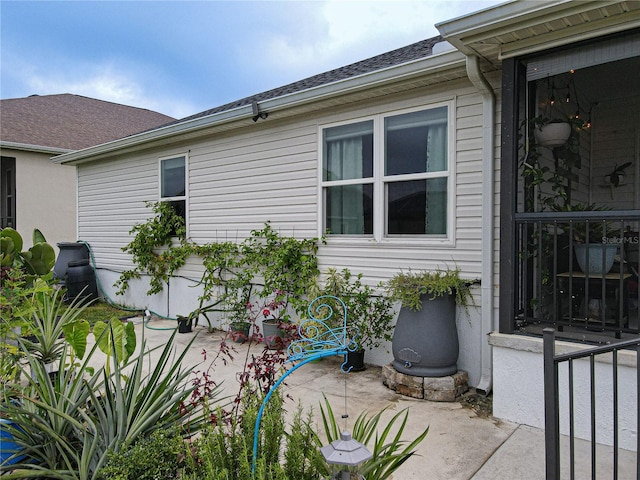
[[0, 324, 217, 479], [17, 281, 92, 366]]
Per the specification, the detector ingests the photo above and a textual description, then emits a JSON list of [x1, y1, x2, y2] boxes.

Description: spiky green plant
[[0, 325, 215, 479], [319, 395, 429, 480]]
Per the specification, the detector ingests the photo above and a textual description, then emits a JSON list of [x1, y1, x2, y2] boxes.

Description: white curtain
[[425, 124, 447, 234], [329, 138, 364, 234]]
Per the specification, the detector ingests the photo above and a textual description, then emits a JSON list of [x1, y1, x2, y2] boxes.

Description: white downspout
[[466, 55, 495, 394]]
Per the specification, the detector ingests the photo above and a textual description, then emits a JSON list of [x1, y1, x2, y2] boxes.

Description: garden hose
[[77, 240, 178, 331]]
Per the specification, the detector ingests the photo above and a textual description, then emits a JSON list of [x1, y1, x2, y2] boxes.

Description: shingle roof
[[176, 35, 443, 124], [0, 94, 175, 151]]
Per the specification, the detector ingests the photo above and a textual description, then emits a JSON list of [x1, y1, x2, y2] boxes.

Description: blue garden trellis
[[251, 295, 360, 476]]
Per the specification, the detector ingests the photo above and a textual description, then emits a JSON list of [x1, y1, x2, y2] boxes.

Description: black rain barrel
[[55, 242, 89, 280], [65, 259, 98, 304]]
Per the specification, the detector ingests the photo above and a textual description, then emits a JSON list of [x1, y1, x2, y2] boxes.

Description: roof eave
[[0, 141, 73, 156], [52, 49, 466, 166], [437, 0, 640, 60]]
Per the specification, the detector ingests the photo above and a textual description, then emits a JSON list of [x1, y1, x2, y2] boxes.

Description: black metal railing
[[543, 328, 639, 479], [515, 211, 640, 338]]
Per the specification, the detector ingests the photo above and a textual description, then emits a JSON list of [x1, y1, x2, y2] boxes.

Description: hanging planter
[[343, 349, 366, 372], [534, 121, 571, 147]]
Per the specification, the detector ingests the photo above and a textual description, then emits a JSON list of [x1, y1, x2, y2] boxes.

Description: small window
[[160, 155, 187, 233]]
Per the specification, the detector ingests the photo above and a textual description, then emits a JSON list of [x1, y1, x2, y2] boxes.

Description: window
[[160, 155, 187, 229], [1, 157, 16, 229], [321, 105, 450, 240]]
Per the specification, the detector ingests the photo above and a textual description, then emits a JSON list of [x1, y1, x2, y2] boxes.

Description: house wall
[[589, 95, 640, 210], [76, 74, 502, 388], [0, 147, 76, 250], [490, 333, 637, 452]]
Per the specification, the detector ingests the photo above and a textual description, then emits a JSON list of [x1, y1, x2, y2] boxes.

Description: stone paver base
[[382, 364, 468, 402]]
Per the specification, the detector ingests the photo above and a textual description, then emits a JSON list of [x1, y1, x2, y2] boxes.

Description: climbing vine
[[115, 202, 323, 323]]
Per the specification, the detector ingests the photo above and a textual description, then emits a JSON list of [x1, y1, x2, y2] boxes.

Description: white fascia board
[[0, 141, 72, 156], [53, 50, 466, 166], [437, 0, 591, 53]]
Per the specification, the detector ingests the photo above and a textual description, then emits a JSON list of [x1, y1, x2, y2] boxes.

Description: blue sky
[[1, 1, 503, 119]]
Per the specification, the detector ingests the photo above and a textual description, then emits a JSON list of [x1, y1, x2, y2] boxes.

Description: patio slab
[[126, 318, 518, 479]]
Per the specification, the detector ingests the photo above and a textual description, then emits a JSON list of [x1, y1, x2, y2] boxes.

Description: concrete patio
[[124, 317, 636, 480]]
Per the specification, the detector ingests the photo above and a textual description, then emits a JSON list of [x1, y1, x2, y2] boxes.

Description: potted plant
[[260, 293, 290, 350], [532, 118, 572, 147], [386, 267, 478, 377], [604, 162, 631, 187], [314, 268, 394, 371], [229, 320, 251, 344], [551, 203, 617, 275]]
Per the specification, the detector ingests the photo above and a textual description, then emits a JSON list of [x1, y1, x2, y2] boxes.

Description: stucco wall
[[2, 148, 76, 250], [491, 333, 638, 452]]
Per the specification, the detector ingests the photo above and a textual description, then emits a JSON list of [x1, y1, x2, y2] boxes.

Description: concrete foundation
[[382, 363, 469, 402]]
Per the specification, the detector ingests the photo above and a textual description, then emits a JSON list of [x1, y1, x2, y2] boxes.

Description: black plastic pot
[[177, 316, 193, 333], [230, 322, 251, 343], [343, 349, 366, 372]]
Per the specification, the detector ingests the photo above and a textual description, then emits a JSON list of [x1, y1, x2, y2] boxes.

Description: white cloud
[[256, 0, 500, 80], [22, 63, 196, 118]]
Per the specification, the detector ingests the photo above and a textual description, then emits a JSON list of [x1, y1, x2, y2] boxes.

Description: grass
[[78, 300, 142, 326]]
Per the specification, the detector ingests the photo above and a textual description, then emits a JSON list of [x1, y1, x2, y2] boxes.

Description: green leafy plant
[[313, 268, 394, 351], [116, 202, 322, 331], [18, 280, 93, 365], [116, 201, 189, 296], [319, 395, 429, 480], [0, 227, 55, 277], [96, 427, 190, 480], [605, 161, 632, 187], [1, 320, 215, 479], [387, 267, 477, 312]]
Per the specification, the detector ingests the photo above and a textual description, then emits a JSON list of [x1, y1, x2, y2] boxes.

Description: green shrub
[[97, 428, 189, 480]]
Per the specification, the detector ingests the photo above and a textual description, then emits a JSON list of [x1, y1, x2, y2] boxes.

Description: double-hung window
[[321, 104, 451, 240], [160, 154, 187, 229]]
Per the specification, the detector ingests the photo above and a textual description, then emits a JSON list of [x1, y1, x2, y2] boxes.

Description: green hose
[[77, 240, 178, 331]]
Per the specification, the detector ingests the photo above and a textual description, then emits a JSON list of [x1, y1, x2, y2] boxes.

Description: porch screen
[[526, 33, 640, 80]]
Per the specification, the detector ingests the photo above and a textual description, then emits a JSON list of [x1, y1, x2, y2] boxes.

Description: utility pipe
[[465, 55, 495, 395]]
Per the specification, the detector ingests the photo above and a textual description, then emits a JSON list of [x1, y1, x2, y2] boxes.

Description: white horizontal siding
[[77, 77, 497, 297]]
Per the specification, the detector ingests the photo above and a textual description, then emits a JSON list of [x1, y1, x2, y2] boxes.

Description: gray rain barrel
[[391, 293, 459, 377]]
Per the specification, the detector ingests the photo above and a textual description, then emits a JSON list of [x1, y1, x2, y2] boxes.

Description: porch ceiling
[[437, 0, 640, 65]]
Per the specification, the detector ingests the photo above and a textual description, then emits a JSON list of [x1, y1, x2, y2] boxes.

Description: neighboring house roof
[[0, 93, 175, 152]]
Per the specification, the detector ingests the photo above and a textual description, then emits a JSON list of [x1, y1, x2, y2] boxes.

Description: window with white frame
[[321, 105, 450, 239], [160, 155, 187, 228]]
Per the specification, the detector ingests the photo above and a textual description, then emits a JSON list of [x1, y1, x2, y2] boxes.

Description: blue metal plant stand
[[251, 295, 359, 476]]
